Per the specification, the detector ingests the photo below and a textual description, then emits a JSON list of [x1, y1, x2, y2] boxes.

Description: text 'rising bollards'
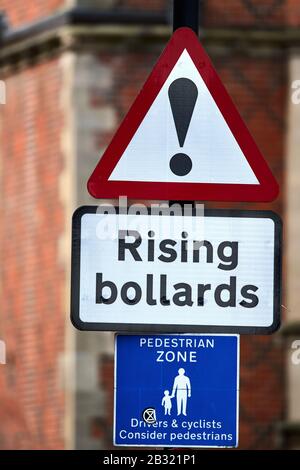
[[95, 230, 259, 308]]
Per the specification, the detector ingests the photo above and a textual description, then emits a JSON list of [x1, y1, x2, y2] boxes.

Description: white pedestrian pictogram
[[170, 368, 191, 416], [161, 390, 172, 415]]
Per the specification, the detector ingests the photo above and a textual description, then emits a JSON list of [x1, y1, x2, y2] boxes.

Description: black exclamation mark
[[168, 78, 198, 176]]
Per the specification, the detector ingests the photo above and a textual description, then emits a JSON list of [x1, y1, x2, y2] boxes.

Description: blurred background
[[0, 0, 299, 450]]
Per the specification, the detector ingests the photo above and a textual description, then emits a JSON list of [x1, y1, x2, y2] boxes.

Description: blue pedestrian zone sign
[[114, 334, 239, 448]]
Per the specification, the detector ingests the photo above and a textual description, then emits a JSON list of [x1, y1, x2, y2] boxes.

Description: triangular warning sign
[[88, 27, 279, 202]]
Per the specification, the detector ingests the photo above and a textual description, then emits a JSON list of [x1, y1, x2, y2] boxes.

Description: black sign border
[[71, 206, 282, 335]]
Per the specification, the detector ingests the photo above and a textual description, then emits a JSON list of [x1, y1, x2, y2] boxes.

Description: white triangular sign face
[[109, 50, 258, 185], [88, 27, 278, 202]]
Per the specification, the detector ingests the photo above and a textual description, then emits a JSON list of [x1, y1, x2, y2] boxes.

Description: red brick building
[[0, 0, 299, 449]]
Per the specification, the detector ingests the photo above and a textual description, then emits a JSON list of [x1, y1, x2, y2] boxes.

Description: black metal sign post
[[173, 0, 199, 34], [170, 0, 200, 208]]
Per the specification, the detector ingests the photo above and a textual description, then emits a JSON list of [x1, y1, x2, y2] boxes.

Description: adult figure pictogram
[[171, 368, 191, 416]]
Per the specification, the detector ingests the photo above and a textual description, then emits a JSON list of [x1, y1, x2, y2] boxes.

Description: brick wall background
[[1, 1, 300, 29], [0, 0, 291, 450], [0, 60, 65, 449], [0, 0, 65, 27]]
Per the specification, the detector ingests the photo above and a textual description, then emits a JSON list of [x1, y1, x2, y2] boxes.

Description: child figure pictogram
[[161, 390, 172, 415]]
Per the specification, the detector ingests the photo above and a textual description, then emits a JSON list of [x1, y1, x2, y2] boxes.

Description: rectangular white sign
[[71, 207, 281, 334]]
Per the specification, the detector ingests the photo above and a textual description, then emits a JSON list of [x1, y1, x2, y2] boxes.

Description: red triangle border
[[87, 27, 279, 202]]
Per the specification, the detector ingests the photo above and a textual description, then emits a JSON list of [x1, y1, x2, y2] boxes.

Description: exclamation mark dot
[[168, 78, 198, 176]]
